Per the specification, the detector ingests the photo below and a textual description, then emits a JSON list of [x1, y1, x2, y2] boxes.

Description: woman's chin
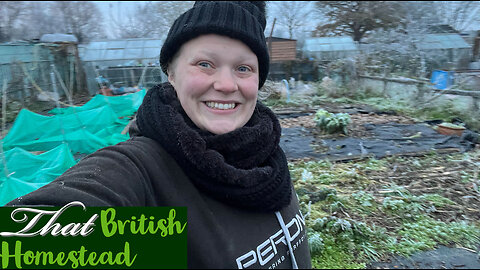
[[206, 126, 235, 135], [203, 121, 241, 135]]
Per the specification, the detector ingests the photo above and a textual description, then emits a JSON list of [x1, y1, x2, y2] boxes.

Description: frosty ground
[[273, 88, 480, 269]]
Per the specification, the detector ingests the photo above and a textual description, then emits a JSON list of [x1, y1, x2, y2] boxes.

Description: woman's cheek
[[241, 77, 259, 97], [184, 75, 212, 96]]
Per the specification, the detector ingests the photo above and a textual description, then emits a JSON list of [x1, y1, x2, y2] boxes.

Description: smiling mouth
[[204, 101, 237, 110]]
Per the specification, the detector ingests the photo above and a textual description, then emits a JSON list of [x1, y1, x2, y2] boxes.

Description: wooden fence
[[357, 73, 480, 112]]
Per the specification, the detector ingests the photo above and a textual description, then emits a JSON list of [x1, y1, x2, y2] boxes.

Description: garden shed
[[266, 37, 297, 62], [265, 37, 318, 81]]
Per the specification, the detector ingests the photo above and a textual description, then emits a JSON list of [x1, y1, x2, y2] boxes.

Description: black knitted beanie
[[160, 1, 269, 89]]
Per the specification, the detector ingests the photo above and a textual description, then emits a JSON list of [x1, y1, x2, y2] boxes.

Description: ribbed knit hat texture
[[160, 1, 269, 89]]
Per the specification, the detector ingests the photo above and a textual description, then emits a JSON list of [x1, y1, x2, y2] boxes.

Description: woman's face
[[168, 34, 259, 135]]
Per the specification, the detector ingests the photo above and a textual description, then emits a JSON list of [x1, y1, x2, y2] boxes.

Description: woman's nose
[[213, 68, 238, 92]]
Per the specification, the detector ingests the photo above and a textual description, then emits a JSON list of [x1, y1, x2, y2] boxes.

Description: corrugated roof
[[303, 36, 358, 52], [79, 38, 163, 63]]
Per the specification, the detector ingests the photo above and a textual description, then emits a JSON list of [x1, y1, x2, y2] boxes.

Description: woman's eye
[[237, 66, 251, 72], [198, 62, 212, 68]]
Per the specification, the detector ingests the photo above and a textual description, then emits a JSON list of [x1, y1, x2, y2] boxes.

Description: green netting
[[0, 90, 144, 201], [3, 106, 130, 154], [49, 89, 147, 117], [0, 144, 76, 205], [94, 125, 130, 146]]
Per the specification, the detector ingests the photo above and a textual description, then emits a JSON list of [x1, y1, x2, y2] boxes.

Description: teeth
[[206, 102, 236, 110]]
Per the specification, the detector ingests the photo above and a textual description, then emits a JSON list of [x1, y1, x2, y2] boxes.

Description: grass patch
[[392, 217, 480, 256]]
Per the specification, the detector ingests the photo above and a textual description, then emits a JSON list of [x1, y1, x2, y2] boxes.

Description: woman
[[7, 1, 311, 268]]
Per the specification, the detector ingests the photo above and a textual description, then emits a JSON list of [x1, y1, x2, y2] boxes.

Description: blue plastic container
[[431, 70, 454, 90]]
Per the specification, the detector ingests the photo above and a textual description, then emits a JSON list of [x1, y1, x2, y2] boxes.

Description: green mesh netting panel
[[0, 90, 143, 202], [49, 89, 147, 117], [0, 144, 77, 205], [3, 106, 130, 154]]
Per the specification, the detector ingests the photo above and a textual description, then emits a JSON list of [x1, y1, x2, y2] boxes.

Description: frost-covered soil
[[278, 106, 480, 269]]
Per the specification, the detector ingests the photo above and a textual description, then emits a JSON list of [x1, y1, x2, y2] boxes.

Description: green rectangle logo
[[0, 202, 187, 269]]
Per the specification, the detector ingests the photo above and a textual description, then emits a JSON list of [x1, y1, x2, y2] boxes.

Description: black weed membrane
[[280, 123, 477, 161]]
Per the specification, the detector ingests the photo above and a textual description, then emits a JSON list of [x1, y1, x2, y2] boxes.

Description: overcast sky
[[93, 1, 144, 38], [93, 1, 322, 39], [93, 1, 479, 40]]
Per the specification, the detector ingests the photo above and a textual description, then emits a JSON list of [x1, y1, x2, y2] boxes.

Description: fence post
[[415, 82, 426, 106], [473, 97, 479, 113], [382, 65, 388, 97]]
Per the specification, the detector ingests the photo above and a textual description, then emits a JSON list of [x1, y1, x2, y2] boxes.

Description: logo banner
[[0, 202, 187, 269]]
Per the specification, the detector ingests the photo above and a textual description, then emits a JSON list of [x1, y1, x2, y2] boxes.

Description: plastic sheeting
[[0, 144, 76, 205], [280, 123, 474, 160], [320, 123, 473, 159]]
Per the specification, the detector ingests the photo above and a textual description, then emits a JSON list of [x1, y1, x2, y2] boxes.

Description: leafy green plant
[[314, 109, 351, 134], [351, 191, 375, 208], [308, 231, 324, 256], [309, 216, 391, 268]]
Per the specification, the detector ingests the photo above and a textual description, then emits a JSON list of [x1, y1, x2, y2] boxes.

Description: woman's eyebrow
[[196, 50, 218, 58], [195, 50, 257, 63]]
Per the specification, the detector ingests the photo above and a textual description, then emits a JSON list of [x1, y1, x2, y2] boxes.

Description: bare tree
[[108, 2, 157, 39], [432, 1, 480, 32], [314, 1, 406, 42], [0, 1, 26, 42], [362, 1, 477, 78], [51, 1, 106, 43], [17, 2, 62, 40], [400, 1, 480, 32], [271, 1, 315, 39], [110, 1, 193, 39]]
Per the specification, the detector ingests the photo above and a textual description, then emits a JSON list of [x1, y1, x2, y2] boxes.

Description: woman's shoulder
[[90, 135, 171, 167]]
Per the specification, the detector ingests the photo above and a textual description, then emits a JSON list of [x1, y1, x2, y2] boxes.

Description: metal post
[[52, 63, 73, 105], [69, 58, 75, 94], [138, 65, 148, 88], [268, 18, 276, 63], [50, 64, 68, 145], [1, 79, 10, 177], [130, 69, 135, 87]]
